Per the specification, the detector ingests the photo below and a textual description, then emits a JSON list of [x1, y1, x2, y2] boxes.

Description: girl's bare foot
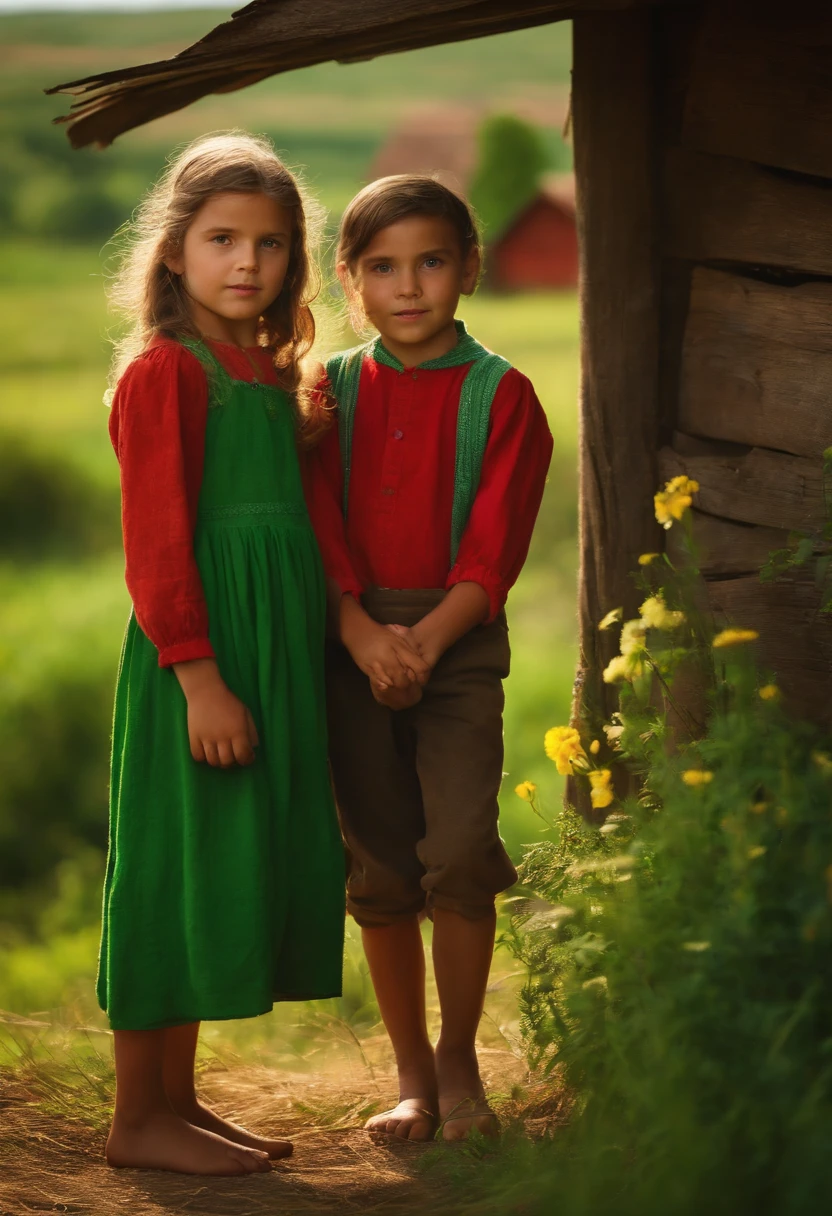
[[436, 1045, 499, 1141], [106, 1109, 272, 1174], [173, 1099, 293, 1159]]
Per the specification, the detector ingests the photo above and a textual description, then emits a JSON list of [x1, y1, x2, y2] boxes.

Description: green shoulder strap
[[327, 324, 510, 567], [177, 336, 231, 408], [451, 352, 511, 566], [326, 342, 372, 516]]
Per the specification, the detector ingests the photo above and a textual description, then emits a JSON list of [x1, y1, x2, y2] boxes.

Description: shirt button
[[382, 487, 395, 497], [393, 429, 404, 440], [412, 371, 418, 381]]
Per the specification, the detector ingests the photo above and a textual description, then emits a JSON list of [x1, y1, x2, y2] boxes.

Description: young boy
[[305, 176, 553, 1142]]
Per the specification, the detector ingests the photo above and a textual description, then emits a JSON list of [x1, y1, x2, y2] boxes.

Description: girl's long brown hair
[[108, 131, 330, 444]]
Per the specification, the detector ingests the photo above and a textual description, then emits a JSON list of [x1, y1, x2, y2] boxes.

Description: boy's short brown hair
[[337, 174, 482, 270]]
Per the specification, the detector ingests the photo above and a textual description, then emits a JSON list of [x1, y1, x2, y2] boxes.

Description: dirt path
[[0, 1049, 552, 1216]]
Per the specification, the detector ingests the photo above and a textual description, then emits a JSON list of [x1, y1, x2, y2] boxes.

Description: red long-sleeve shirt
[[304, 353, 553, 621], [109, 338, 280, 667]]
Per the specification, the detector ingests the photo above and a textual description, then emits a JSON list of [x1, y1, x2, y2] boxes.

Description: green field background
[[0, 10, 578, 1027]]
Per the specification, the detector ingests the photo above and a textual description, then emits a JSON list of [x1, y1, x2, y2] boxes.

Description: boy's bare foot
[[172, 1099, 293, 1159], [106, 1110, 273, 1174], [365, 1056, 438, 1141], [365, 1098, 437, 1141], [436, 1045, 499, 1141]]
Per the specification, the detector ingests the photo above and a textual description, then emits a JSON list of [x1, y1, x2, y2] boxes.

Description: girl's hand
[[172, 659, 259, 767]]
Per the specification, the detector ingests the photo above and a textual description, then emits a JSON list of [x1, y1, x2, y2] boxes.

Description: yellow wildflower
[[603, 654, 644, 684], [748, 845, 767, 860], [750, 801, 768, 815], [638, 552, 661, 566], [590, 739, 601, 755], [682, 769, 713, 787], [598, 606, 623, 631], [515, 781, 537, 802], [639, 595, 685, 630], [589, 768, 614, 809], [654, 475, 699, 529], [712, 628, 759, 648], [759, 684, 779, 701], [544, 726, 587, 776], [682, 941, 711, 952], [812, 751, 832, 773], [620, 619, 647, 656]]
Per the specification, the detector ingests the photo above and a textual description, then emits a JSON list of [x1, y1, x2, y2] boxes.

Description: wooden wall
[[656, 0, 832, 721]]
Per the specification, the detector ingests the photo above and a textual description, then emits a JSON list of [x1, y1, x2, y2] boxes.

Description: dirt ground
[[0, 1046, 561, 1216]]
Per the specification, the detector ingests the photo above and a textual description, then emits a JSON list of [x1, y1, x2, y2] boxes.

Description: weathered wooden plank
[[678, 268, 832, 459], [659, 442, 824, 533], [706, 573, 832, 723], [669, 511, 790, 577], [663, 147, 832, 275], [48, 0, 677, 148], [683, 0, 832, 180], [571, 10, 662, 779]]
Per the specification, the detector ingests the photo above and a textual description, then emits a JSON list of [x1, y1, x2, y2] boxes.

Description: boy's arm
[[408, 582, 490, 668], [445, 369, 553, 625]]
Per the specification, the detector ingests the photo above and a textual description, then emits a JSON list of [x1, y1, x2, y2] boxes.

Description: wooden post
[[569, 11, 663, 809]]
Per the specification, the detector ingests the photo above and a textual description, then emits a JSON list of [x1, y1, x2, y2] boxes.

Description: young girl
[[99, 132, 345, 1176], [306, 176, 553, 1142]]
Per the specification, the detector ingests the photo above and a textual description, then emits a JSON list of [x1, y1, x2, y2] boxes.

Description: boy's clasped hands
[[338, 594, 433, 709]]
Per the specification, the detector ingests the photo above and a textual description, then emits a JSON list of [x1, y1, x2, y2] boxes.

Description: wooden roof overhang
[[47, 0, 676, 149]]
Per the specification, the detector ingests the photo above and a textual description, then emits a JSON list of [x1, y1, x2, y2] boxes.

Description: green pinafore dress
[[98, 340, 345, 1031]]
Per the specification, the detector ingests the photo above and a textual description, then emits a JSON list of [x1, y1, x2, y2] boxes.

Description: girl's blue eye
[[262, 238, 281, 249], [424, 257, 442, 269]]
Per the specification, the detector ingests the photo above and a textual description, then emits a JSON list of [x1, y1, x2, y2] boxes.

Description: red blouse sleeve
[[447, 368, 553, 621], [301, 385, 364, 600], [109, 341, 215, 668]]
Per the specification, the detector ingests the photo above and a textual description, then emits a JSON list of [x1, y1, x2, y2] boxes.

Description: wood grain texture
[[668, 511, 790, 577], [678, 268, 832, 459], [682, 0, 832, 179], [47, 0, 676, 148], [663, 146, 832, 275], [571, 10, 663, 763], [706, 573, 832, 723], [659, 443, 824, 533]]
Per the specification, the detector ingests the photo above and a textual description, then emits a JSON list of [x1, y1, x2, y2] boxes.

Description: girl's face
[[340, 214, 479, 363], [166, 190, 293, 346]]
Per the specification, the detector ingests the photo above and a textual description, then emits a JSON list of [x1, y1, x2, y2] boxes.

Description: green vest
[[326, 320, 510, 567]]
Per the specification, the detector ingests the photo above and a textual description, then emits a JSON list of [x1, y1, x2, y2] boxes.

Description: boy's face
[[166, 190, 292, 346], [343, 215, 479, 362]]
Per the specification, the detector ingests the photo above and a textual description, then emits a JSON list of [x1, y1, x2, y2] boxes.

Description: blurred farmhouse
[[369, 106, 577, 291]]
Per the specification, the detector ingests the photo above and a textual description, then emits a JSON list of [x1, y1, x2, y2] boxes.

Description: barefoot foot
[[365, 1098, 437, 1142], [436, 1046, 499, 1142], [365, 1054, 438, 1142], [174, 1099, 292, 1159], [106, 1110, 273, 1174]]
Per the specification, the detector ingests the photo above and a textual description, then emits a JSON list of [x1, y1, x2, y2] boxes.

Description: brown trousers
[[326, 589, 518, 927]]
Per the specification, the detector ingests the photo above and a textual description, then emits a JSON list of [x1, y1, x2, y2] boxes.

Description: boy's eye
[[211, 234, 231, 245], [372, 263, 392, 274]]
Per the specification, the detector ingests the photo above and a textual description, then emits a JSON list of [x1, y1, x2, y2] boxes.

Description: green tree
[[469, 113, 551, 239]]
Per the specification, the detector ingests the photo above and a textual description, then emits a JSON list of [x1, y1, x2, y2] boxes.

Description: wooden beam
[[678, 268, 832, 460], [683, 0, 832, 180], [47, 0, 678, 148], [659, 442, 824, 533], [571, 10, 662, 755], [663, 146, 832, 276], [707, 573, 832, 722], [671, 511, 790, 577]]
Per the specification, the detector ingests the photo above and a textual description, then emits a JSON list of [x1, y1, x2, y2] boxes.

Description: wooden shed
[[50, 0, 832, 733], [488, 174, 578, 290]]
